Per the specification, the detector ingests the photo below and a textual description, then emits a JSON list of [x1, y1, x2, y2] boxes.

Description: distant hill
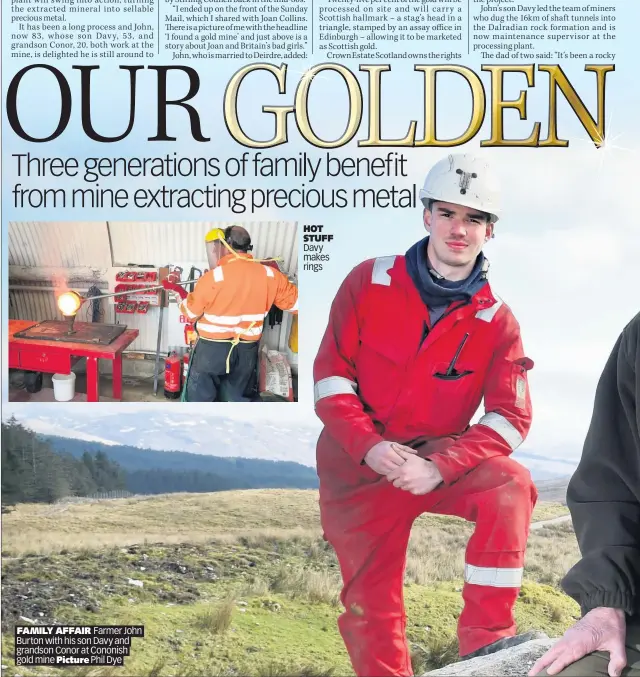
[[8, 409, 582, 483], [534, 477, 570, 503], [43, 434, 319, 491], [43, 435, 569, 498], [14, 410, 320, 467]]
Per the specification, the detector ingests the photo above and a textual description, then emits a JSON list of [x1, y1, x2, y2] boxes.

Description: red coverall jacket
[[313, 254, 533, 490]]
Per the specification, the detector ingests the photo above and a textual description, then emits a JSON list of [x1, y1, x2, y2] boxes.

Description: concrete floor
[[9, 371, 178, 403], [9, 368, 299, 403]]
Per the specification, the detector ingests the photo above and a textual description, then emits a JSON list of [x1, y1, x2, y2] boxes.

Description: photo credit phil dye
[[2, 1, 640, 676]]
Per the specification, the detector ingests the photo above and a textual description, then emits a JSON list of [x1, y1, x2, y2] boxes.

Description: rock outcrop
[[424, 636, 557, 677]]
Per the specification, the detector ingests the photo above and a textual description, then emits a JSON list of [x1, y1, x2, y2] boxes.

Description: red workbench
[[8, 319, 139, 403]]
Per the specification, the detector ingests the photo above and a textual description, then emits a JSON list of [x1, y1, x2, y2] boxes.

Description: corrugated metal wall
[[8, 221, 298, 357], [8, 221, 298, 275], [108, 222, 298, 276], [8, 288, 60, 325], [8, 222, 112, 267]]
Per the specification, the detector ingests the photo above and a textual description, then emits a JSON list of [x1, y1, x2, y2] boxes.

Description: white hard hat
[[419, 154, 501, 223]]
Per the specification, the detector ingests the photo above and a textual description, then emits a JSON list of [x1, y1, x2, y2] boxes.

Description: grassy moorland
[[1, 490, 577, 677]]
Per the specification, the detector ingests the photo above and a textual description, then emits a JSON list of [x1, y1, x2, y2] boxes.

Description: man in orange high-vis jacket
[[313, 154, 541, 676], [165, 226, 298, 402]]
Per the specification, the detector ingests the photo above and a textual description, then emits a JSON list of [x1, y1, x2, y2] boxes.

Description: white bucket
[[52, 373, 76, 402]]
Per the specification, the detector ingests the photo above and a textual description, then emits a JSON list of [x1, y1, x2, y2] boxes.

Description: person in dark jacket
[[530, 311, 640, 677]]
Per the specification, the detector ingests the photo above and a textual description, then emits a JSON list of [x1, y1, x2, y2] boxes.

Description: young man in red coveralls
[[313, 153, 541, 676]]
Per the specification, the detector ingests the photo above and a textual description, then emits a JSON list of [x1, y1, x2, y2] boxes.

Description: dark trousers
[[538, 617, 640, 676], [185, 338, 259, 402]]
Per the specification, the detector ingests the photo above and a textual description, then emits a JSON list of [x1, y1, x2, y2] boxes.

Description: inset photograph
[[8, 221, 299, 403]]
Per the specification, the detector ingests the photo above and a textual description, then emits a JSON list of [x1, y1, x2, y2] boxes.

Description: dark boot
[[460, 630, 548, 661]]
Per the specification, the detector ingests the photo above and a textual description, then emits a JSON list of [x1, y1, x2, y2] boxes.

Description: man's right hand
[[528, 607, 627, 677], [363, 441, 417, 475]]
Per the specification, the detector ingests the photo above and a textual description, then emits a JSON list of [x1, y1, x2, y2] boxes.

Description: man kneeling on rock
[[313, 154, 542, 677], [530, 312, 640, 677]]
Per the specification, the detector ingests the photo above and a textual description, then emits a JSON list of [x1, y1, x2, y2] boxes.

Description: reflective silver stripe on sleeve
[[464, 563, 523, 588], [477, 412, 523, 450], [264, 266, 275, 278], [476, 297, 503, 322], [371, 256, 396, 286], [213, 267, 224, 282], [314, 376, 358, 404], [179, 302, 199, 320], [288, 299, 298, 312]]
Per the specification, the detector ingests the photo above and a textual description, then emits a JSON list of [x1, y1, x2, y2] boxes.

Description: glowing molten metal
[[57, 291, 83, 317]]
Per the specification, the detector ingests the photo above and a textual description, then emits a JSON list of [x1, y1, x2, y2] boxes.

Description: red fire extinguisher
[[184, 322, 197, 346], [164, 351, 182, 400]]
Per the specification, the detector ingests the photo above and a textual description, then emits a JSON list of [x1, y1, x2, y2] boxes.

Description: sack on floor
[[258, 346, 294, 402]]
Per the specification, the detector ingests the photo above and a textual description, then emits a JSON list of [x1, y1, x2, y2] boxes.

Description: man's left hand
[[528, 607, 626, 677], [385, 447, 444, 494], [161, 278, 188, 301]]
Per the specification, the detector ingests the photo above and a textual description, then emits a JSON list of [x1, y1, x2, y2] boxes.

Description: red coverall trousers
[[314, 256, 536, 676], [318, 436, 538, 677]]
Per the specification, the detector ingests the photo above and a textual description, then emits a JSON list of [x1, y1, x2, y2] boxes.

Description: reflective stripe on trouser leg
[[464, 564, 523, 588], [423, 455, 537, 657]]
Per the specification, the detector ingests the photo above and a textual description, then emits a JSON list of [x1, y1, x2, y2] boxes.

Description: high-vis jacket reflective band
[[178, 253, 298, 343], [372, 255, 396, 286], [476, 298, 503, 322], [312, 253, 532, 484], [204, 313, 267, 325], [313, 254, 535, 673], [182, 305, 199, 320], [197, 322, 263, 337], [464, 563, 524, 588], [478, 412, 523, 451], [314, 376, 358, 404]]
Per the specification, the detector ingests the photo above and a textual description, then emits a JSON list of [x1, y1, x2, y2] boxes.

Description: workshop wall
[[108, 221, 298, 276], [8, 221, 111, 268], [8, 221, 299, 360]]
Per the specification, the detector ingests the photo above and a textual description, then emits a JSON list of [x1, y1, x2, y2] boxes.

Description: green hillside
[[1, 490, 579, 677]]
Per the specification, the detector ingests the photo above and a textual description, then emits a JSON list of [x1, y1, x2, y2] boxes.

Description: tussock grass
[[524, 522, 581, 586], [269, 565, 341, 606], [406, 525, 471, 585], [529, 503, 569, 521], [2, 489, 581, 677], [243, 575, 271, 597], [146, 659, 167, 677], [411, 634, 461, 673], [404, 519, 581, 587], [1, 516, 581, 594], [194, 595, 236, 634], [1, 489, 568, 556], [252, 663, 335, 677]]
